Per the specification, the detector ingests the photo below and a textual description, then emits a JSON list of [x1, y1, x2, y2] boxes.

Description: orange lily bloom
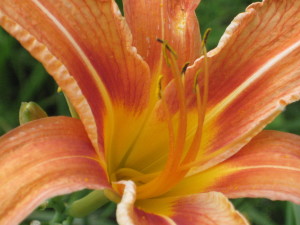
[[1, 0, 300, 224]]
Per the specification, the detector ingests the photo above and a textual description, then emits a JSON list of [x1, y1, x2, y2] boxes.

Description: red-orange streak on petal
[[165, 0, 300, 172], [0, 117, 109, 225], [167, 131, 300, 205], [124, 0, 201, 83], [137, 192, 248, 225], [0, 0, 151, 156]]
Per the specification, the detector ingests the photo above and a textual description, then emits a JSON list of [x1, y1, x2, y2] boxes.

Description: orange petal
[[167, 130, 300, 205], [117, 181, 248, 225], [0, 117, 109, 225], [159, 192, 248, 225], [124, 0, 201, 81], [0, 0, 151, 159], [166, 0, 300, 171]]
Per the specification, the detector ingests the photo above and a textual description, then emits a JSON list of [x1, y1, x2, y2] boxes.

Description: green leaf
[[292, 202, 300, 225]]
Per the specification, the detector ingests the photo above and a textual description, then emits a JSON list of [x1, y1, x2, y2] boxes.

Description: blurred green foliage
[[0, 28, 69, 135], [196, 0, 256, 49], [0, 0, 300, 224]]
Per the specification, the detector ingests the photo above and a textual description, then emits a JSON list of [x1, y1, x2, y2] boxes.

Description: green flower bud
[[19, 102, 48, 125]]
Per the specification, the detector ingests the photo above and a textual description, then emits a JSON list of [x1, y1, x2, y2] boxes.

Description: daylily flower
[[1, 0, 300, 224]]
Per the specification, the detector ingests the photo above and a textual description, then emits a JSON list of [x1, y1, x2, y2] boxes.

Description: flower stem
[[68, 190, 109, 218]]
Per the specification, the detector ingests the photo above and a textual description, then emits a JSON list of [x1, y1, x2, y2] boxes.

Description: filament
[[136, 30, 211, 199], [180, 29, 210, 170], [136, 40, 188, 199]]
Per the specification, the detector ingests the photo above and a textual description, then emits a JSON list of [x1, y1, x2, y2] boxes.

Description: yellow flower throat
[[110, 30, 211, 200]]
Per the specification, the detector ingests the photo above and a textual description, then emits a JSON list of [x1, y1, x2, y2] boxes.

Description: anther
[[202, 28, 212, 47], [156, 38, 178, 59], [156, 75, 164, 99], [181, 62, 190, 75], [156, 38, 164, 44]]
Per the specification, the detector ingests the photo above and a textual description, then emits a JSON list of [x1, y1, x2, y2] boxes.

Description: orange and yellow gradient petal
[[0, 117, 109, 225], [1, 0, 300, 224], [112, 0, 300, 202], [166, 130, 300, 205], [116, 181, 248, 225], [162, 0, 300, 174], [0, 0, 152, 169]]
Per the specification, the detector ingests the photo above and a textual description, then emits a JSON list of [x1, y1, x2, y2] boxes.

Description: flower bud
[[19, 102, 48, 125]]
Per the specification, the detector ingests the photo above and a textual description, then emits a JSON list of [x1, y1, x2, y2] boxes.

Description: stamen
[[180, 73, 204, 165], [193, 69, 202, 93], [137, 82, 182, 198], [137, 40, 189, 199], [156, 39, 187, 160], [138, 30, 211, 198], [180, 29, 211, 169], [168, 52, 188, 165], [157, 38, 178, 66], [156, 38, 178, 58], [161, 84, 176, 162]]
